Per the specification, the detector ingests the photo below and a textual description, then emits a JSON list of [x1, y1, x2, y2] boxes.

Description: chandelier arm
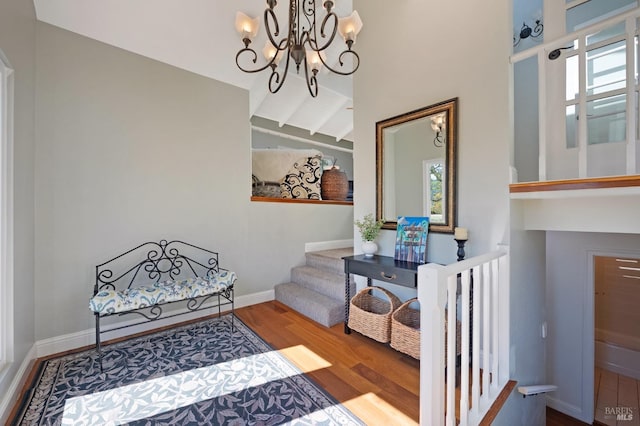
[[315, 12, 338, 51], [318, 49, 360, 76], [302, 59, 319, 98], [235, 48, 277, 74], [264, 8, 281, 48], [268, 49, 292, 94]]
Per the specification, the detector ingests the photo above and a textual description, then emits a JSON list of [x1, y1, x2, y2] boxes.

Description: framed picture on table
[[394, 216, 429, 264]]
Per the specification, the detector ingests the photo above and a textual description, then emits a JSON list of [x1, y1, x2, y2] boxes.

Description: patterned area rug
[[15, 315, 363, 425]]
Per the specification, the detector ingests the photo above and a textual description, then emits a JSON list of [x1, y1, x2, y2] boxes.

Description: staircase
[[275, 247, 354, 327]]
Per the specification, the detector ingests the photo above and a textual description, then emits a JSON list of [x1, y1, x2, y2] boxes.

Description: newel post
[[418, 263, 448, 425]]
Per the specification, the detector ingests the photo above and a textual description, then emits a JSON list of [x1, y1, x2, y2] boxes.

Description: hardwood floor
[[235, 301, 420, 425], [237, 302, 590, 425], [9, 301, 593, 424], [546, 407, 590, 426], [594, 367, 640, 426]]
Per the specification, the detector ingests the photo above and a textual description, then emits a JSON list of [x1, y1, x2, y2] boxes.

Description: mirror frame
[[376, 98, 458, 233]]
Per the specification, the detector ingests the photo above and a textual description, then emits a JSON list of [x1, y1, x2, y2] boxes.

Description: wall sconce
[[548, 46, 573, 60], [513, 20, 543, 47], [431, 113, 446, 147]]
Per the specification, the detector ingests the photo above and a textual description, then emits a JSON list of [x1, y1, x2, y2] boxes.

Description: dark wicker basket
[[321, 167, 348, 201], [390, 298, 461, 360], [348, 286, 402, 343]]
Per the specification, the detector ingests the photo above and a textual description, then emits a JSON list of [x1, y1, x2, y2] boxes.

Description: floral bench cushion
[[89, 270, 237, 315]]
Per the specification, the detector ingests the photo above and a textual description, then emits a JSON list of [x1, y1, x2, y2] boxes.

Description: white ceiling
[[32, 0, 356, 142]]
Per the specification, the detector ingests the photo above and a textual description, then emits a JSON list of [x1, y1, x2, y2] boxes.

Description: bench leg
[[230, 288, 235, 332], [95, 313, 103, 372]]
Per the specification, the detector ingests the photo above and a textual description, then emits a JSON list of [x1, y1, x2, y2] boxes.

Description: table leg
[[344, 273, 351, 334]]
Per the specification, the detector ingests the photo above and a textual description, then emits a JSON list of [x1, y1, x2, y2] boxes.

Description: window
[[423, 159, 444, 223], [0, 49, 14, 372], [555, 4, 638, 177], [565, 24, 631, 148]]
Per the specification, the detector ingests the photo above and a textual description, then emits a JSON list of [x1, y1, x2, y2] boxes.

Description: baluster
[[460, 269, 471, 424], [482, 262, 491, 400], [445, 275, 457, 426]]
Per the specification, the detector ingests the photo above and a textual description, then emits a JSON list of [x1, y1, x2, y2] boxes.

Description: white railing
[[418, 247, 510, 425], [511, 7, 640, 181]]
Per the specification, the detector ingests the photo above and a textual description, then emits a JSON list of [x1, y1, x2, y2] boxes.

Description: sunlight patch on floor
[[343, 392, 418, 426], [277, 344, 332, 372], [62, 349, 329, 425]]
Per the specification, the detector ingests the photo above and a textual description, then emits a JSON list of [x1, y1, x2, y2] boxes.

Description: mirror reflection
[[376, 98, 457, 233]]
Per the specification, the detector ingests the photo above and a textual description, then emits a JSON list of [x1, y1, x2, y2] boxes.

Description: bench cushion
[[89, 270, 237, 315]]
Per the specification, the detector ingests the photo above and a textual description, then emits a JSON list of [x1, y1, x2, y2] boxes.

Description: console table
[[342, 254, 423, 334]]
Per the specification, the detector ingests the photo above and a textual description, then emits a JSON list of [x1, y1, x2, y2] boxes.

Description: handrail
[[418, 248, 509, 425]]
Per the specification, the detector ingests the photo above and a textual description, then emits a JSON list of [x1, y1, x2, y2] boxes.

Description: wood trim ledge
[[509, 175, 640, 193], [251, 196, 353, 206]]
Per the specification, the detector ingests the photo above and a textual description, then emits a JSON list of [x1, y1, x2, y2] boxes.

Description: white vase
[[362, 240, 378, 257]]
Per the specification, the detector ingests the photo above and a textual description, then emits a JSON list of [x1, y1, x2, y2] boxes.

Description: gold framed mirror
[[376, 98, 457, 233]]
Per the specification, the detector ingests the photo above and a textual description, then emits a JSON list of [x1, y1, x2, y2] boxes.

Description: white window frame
[[422, 158, 444, 223], [0, 49, 15, 374]]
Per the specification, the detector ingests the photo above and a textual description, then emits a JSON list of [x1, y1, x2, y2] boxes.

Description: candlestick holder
[[455, 239, 467, 261]]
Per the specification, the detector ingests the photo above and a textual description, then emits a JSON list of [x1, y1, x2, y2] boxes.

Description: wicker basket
[[390, 298, 462, 361], [348, 286, 402, 343]]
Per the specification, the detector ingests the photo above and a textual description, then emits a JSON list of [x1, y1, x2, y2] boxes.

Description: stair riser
[[305, 253, 346, 275], [274, 283, 345, 327], [275, 248, 354, 329], [291, 268, 345, 300]]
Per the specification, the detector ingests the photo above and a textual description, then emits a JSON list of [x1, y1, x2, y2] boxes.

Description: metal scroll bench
[[89, 239, 237, 371]]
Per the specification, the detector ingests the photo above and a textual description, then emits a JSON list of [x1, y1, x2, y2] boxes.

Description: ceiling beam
[[249, 74, 271, 117], [277, 89, 308, 127], [309, 97, 350, 135], [252, 125, 353, 153], [335, 123, 354, 142]]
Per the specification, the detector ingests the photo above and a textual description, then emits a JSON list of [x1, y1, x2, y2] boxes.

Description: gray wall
[[353, 0, 547, 422], [353, 0, 512, 263], [545, 231, 640, 422], [514, 57, 539, 183], [495, 206, 547, 425], [33, 23, 352, 341], [0, 0, 36, 416]]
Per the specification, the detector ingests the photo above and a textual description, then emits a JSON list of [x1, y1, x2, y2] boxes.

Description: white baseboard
[[0, 344, 36, 424], [36, 289, 274, 358], [546, 396, 589, 423], [305, 239, 353, 252], [595, 328, 640, 352], [595, 339, 640, 380]]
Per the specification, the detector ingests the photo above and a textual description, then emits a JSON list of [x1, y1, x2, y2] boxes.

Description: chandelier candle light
[[235, 0, 363, 97]]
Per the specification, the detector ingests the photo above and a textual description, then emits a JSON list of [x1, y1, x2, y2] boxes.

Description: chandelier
[[234, 0, 363, 97]]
